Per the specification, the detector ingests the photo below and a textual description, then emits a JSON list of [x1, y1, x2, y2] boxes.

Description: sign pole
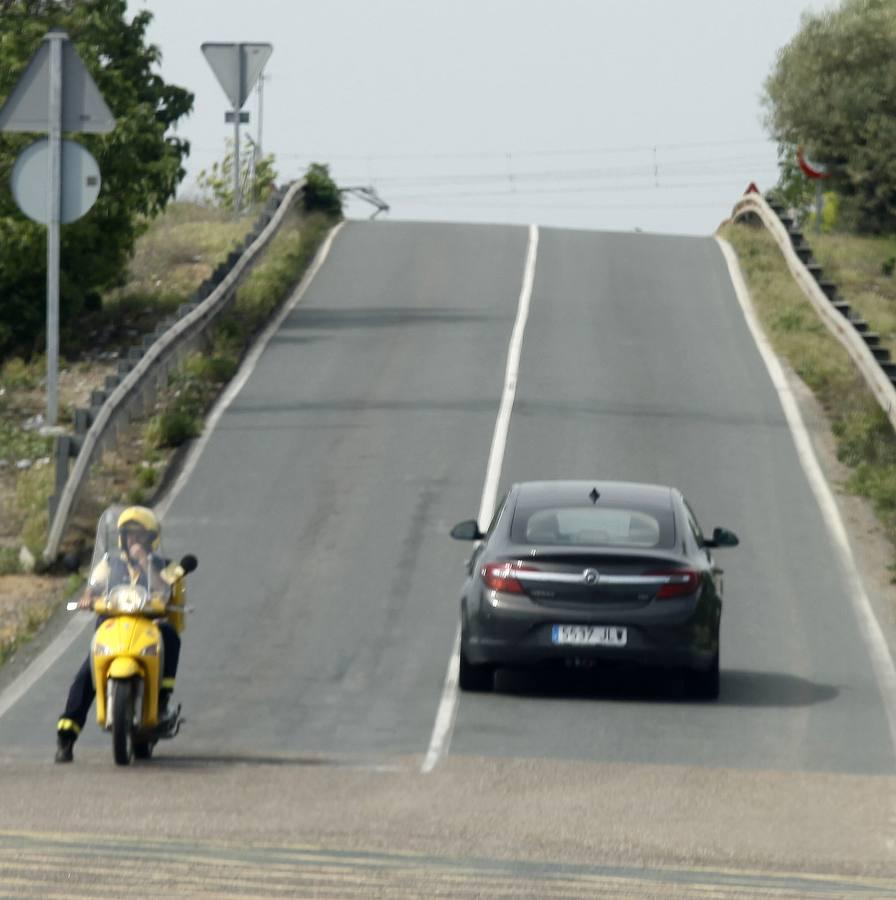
[[200, 41, 272, 215], [46, 31, 64, 427], [815, 182, 823, 235], [233, 44, 242, 215]]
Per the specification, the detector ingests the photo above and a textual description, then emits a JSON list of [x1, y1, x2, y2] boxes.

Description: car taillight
[[650, 569, 700, 599], [481, 562, 540, 594]]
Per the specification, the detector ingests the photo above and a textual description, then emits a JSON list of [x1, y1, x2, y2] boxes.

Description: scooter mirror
[[180, 554, 198, 574]]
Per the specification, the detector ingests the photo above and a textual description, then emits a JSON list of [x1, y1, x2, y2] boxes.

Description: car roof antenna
[[589, 488, 600, 504]]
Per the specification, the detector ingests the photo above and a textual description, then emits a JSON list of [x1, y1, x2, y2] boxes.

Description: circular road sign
[[11, 137, 101, 224], [797, 146, 831, 180]]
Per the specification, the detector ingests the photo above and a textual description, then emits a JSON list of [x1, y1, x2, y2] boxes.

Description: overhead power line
[[275, 136, 774, 163]]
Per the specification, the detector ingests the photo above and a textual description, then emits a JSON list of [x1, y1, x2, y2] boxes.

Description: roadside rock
[[18, 546, 35, 573]]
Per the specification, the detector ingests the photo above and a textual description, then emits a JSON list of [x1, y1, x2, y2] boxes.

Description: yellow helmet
[[117, 506, 160, 551]]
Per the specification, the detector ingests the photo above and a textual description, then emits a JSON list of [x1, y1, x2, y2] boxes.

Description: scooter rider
[[55, 506, 182, 763]]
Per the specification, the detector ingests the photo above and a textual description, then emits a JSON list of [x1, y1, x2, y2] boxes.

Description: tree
[[763, 0, 896, 233], [0, 0, 193, 357], [197, 135, 278, 210]]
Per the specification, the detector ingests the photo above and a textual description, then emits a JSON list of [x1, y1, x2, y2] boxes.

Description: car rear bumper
[[463, 602, 718, 671]]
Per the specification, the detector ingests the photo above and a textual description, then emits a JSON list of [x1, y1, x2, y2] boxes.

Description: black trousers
[[58, 617, 180, 733]]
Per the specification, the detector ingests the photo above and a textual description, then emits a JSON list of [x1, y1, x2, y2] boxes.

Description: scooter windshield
[[88, 505, 171, 601], [105, 583, 151, 614]]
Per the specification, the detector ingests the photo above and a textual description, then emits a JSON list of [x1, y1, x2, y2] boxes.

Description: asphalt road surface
[[1, 220, 894, 897]]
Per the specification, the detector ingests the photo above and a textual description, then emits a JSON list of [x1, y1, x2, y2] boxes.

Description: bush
[[149, 409, 200, 448], [302, 164, 343, 216]]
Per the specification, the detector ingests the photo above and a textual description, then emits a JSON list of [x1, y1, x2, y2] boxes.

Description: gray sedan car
[[450, 480, 738, 699]]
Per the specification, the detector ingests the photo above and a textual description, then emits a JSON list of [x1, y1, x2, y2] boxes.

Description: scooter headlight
[[139, 645, 158, 656], [93, 643, 114, 656]]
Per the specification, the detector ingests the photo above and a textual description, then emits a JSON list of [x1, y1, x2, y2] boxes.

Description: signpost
[[201, 42, 272, 214], [0, 29, 115, 425], [797, 146, 831, 236]]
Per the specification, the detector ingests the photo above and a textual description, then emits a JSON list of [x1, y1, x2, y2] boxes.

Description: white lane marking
[[0, 223, 345, 724], [422, 224, 539, 774], [717, 237, 896, 757], [0, 616, 88, 722], [477, 224, 540, 531]]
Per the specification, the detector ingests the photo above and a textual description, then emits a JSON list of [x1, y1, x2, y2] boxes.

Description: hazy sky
[[128, 0, 834, 235]]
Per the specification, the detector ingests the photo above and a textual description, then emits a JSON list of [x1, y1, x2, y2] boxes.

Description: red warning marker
[[797, 146, 830, 180]]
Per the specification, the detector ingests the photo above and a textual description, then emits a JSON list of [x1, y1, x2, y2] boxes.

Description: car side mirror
[[450, 519, 483, 541], [706, 527, 738, 548], [180, 554, 198, 573]]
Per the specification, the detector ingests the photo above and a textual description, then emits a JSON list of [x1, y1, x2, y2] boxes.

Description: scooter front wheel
[[111, 679, 136, 766]]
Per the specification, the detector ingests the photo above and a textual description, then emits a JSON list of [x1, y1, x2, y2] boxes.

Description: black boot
[[158, 689, 174, 725], [55, 730, 76, 763]]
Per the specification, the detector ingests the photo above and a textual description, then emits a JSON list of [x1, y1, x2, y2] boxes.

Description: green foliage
[[763, 0, 896, 233], [1, 355, 45, 390], [135, 464, 156, 489], [302, 163, 343, 216], [0, 547, 21, 576], [834, 407, 896, 468], [147, 348, 241, 448], [766, 156, 815, 226], [148, 408, 199, 449], [15, 464, 52, 556], [0, 0, 194, 358], [0, 418, 52, 464], [882, 257, 895, 277], [197, 135, 277, 210]]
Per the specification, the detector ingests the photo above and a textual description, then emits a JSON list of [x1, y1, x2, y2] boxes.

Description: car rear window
[[512, 506, 674, 549]]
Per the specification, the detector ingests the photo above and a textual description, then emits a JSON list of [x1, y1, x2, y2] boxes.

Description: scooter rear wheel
[[112, 680, 135, 766]]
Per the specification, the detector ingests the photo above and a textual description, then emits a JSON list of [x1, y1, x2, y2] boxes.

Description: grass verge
[[811, 233, 896, 361], [144, 209, 333, 456], [0, 574, 79, 668], [721, 222, 896, 555]]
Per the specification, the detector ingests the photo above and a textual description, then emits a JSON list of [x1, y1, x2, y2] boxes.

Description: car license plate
[[551, 625, 627, 646]]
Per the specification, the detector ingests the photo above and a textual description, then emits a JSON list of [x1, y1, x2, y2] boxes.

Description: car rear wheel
[[685, 653, 720, 701], [458, 650, 495, 692]]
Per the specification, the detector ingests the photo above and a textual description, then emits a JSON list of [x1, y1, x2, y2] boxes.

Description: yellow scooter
[[67, 502, 197, 765], [72, 555, 196, 765]]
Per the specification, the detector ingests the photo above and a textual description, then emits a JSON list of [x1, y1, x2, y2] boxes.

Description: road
[[0, 220, 894, 897]]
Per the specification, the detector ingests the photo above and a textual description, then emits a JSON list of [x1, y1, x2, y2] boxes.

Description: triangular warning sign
[[0, 33, 116, 134], [202, 43, 272, 110]]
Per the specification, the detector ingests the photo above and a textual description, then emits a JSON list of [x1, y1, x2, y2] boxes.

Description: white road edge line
[[422, 223, 539, 774], [0, 222, 345, 725], [717, 236, 896, 757]]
